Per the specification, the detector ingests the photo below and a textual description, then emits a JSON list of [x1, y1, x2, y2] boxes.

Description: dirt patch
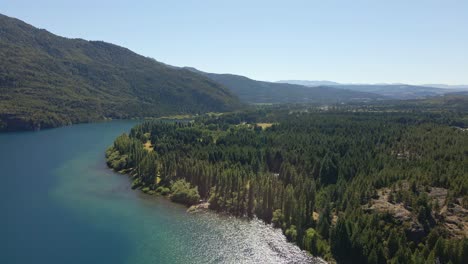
[[187, 202, 210, 213], [366, 188, 413, 223], [312, 212, 319, 221], [256, 123, 274, 129], [439, 201, 468, 238], [143, 140, 153, 152], [428, 187, 448, 208], [366, 186, 467, 239]]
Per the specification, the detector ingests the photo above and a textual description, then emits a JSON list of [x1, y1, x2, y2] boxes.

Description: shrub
[[272, 209, 284, 228], [170, 179, 200, 206], [156, 186, 171, 195], [285, 225, 297, 242]]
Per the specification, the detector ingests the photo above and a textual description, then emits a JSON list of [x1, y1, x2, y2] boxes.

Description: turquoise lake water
[[0, 121, 320, 264]]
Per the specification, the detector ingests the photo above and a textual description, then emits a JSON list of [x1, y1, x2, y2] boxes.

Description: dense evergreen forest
[[107, 103, 467, 263], [0, 13, 239, 131]]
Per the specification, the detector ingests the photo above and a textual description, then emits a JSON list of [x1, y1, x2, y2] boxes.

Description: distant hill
[[278, 80, 459, 100], [331, 84, 449, 99], [277, 80, 340, 86], [186, 68, 385, 104], [0, 14, 240, 131], [422, 84, 468, 90]]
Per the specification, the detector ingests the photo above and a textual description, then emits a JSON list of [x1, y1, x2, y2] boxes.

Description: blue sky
[[3, 0, 468, 84]]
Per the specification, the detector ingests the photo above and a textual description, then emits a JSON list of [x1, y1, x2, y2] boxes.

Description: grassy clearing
[[256, 123, 274, 129], [143, 140, 153, 152]]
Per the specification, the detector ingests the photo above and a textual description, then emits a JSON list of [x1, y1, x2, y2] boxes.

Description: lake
[[0, 121, 320, 264]]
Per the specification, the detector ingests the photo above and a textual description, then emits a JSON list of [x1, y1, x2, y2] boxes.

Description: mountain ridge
[[186, 68, 386, 104]]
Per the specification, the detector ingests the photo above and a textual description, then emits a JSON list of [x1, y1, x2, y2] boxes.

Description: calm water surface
[[0, 121, 321, 264]]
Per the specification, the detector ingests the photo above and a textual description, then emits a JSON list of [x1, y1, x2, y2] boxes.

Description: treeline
[[106, 110, 467, 263]]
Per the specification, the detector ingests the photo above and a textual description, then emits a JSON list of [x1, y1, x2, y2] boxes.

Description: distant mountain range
[[422, 84, 468, 89], [279, 80, 468, 90], [0, 13, 240, 131], [186, 68, 385, 104], [277, 80, 467, 100]]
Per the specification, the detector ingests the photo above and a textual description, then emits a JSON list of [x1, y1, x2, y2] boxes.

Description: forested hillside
[[0, 14, 239, 131], [107, 103, 467, 263]]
